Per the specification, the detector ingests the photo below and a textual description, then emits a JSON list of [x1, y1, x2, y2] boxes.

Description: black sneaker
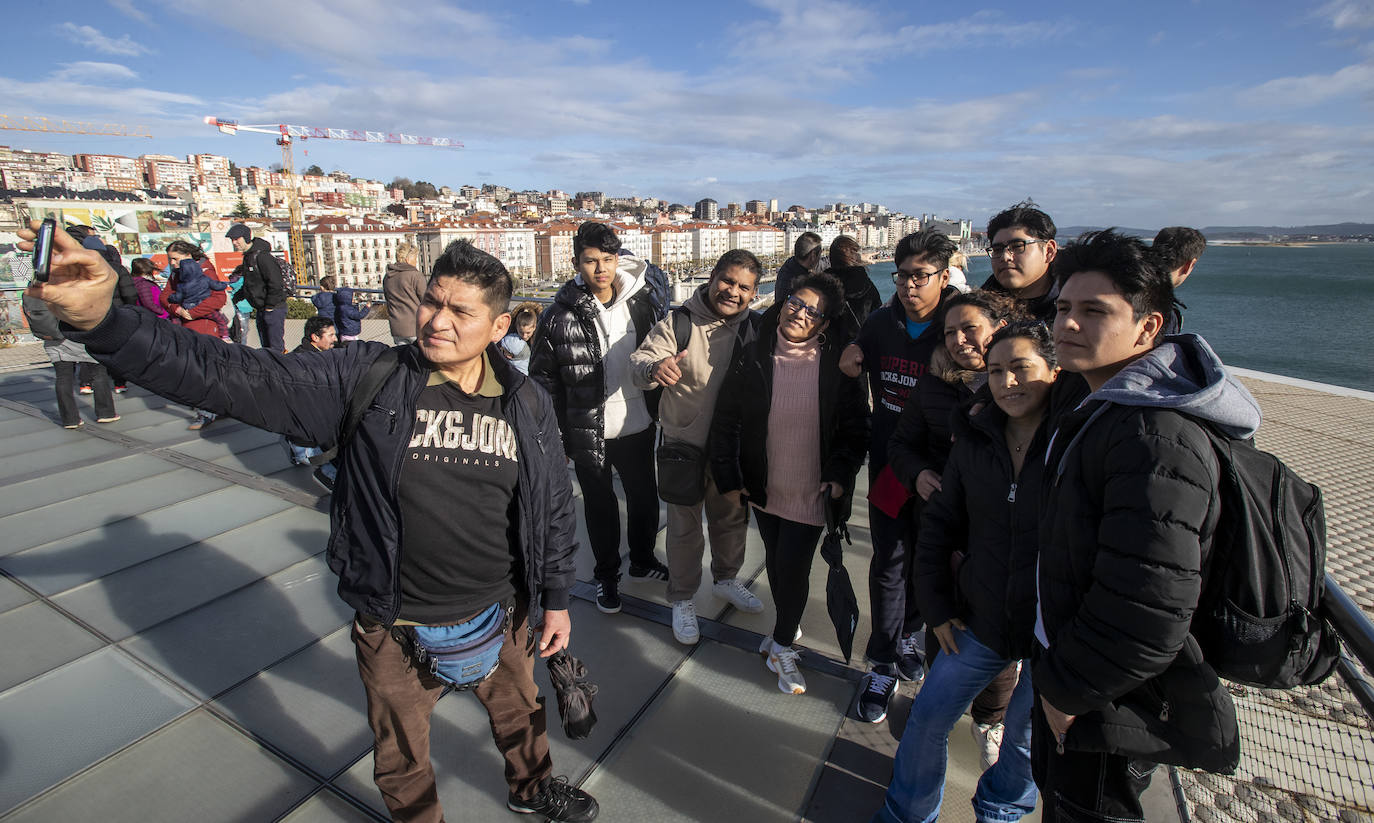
[[627, 558, 669, 582], [595, 580, 621, 614], [857, 664, 898, 723], [895, 632, 926, 684], [508, 776, 599, 822]]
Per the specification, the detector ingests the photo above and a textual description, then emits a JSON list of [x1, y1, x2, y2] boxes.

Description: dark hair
[[304, 315, 335, 340], [788, 272, 844, 321], [828, 235, 862, 269], [514, 311, 537, 330], [987, 199, 1056, 242], [1054, 229, 1173, 324], [430, 239, 513, 317], [794, 231, 822, 257], [165, 239, 206, 260], [894, 228, 958, 269], [319, 275, 337, 291], [987, 319, 1057, 369], [710, 248, 762, 282], [573, 222, 621, 258], [130, 257, 158, 277], [1151, 226, 1206, 272], [943, 289, 1021, 327]]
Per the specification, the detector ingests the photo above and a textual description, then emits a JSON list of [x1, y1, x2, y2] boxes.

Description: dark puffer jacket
[[827, 264, 882, 345], [1035, 335, 1262, 773], [913, 400, 1046, 661], [529, 258, 668, 471], [333, 287, 366, 337], [68, 305, 579, 630], [233, 237, 287, 310], [708, 303, 870, 513]]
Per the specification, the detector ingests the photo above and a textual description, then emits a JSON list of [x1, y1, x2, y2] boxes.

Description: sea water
[[863, 243, 1374, 392]]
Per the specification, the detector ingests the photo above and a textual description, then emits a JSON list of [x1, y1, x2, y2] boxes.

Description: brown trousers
[[352, 600, 551, 823]]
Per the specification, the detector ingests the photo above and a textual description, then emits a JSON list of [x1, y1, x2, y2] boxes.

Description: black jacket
[[773, 256, 809, 304], [529, 260, 668, 471], [980, 273, 1057, 326], [886, 353, 981, 494], [233, 237, 287, 310], [914, 401, 1047, 661], [68, 305, 579, 629], [708, 303, 870, 513], [853, 287, 959, 472], [827, 264, 882, 345], [1036, 398, 1238, 772]]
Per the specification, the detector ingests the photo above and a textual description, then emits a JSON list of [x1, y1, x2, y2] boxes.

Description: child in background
[[499, 307, 538, 374], [312, 275, 337, 321]]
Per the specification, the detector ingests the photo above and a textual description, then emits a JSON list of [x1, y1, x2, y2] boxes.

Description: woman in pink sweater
[[710, 273, 871, 695]]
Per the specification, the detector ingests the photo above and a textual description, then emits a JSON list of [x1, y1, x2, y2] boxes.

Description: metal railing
[[1173, 575, 1374, 822]]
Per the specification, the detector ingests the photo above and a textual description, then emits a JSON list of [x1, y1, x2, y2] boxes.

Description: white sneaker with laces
[[972, 721, 1005, 771], [671, 600, 699, 645], [765, 641, 807, 695], [712, 578, 764, 613]]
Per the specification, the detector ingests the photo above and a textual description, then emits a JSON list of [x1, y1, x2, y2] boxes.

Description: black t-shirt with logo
[[397, 361, 520, 624]]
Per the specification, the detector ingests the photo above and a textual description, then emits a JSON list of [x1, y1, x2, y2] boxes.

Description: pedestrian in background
[[384, 241, 426, 344], [22, 292, 118, 427]]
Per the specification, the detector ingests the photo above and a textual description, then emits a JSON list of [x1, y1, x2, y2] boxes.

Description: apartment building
[[689, 223, 730, 263], [303, 216, 409, 288], [650, 226, 693, 267]]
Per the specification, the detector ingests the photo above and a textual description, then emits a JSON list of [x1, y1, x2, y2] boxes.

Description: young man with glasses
[[840, 229, 958, 723], [983, 201, 1059, 325]]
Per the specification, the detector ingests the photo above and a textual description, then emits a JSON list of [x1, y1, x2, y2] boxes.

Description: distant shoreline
[[1196, 240, 1367, 248]]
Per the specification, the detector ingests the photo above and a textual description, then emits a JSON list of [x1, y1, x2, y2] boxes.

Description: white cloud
[[108, 0, 152, 23], [56, 22, 149, 56], [1238, 62, 1374, 106], [728, 3, 1070, 84], [53, 62, 140, 82], [1319, 0, 1374, 29]]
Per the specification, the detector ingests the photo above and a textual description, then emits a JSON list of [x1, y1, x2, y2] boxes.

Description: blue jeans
[[874, 627, 1037, 823]]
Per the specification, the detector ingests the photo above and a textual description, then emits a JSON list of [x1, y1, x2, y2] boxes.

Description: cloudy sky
[[4, 0, 1372, 228]]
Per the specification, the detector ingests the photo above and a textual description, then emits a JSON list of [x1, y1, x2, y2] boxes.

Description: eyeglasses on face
[[986, 239, 1046, 258], [783, 294, 826, 321], [892, 268, 945, 286]]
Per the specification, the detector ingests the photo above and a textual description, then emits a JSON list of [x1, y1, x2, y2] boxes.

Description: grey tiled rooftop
[[0, 323, 1370, 822]]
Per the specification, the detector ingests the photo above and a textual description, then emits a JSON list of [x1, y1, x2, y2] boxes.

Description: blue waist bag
[[407, 602, 511, 690]]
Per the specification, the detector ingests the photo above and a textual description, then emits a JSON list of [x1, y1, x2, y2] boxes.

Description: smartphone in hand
[[31, 218, 56, 282]]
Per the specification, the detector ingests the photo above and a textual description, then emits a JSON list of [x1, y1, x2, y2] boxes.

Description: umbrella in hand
[[546, 650, 598, 739], [820, 500, 860, 664]]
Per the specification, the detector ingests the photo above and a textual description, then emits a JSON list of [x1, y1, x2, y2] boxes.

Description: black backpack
[[1192, 426, 1340, 689]]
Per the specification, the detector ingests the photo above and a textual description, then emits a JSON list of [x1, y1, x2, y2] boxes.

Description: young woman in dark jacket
[[886, 288, 1021, 766], [873, 322, 1059, 823], [710, 272, 870, 696]]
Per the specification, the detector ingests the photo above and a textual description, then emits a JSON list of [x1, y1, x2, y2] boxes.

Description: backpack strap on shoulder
[[309, 346, 402, 465], [671, 307, 692, 352]]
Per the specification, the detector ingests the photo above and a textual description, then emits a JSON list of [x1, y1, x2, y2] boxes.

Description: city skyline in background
[[3, 1, 1372, 228]]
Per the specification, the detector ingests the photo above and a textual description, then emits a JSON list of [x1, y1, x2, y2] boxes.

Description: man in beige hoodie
[[630, 249, 766, 644]]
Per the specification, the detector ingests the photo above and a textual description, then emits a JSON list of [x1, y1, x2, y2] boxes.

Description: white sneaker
[[764, 641, 807, 695], [972, 721, 1004, 771], [713, 578, 764, 613], [671, 600, 699, 645]]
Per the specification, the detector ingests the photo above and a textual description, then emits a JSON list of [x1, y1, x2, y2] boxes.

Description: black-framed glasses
[[986, 239, 1046, 258], [783, 294, 826, 321], [892, 269, 945, 286]]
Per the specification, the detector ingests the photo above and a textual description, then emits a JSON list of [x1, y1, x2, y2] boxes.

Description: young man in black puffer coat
[[530, 222, 671, 614], [1033, 230, 1260, 822]]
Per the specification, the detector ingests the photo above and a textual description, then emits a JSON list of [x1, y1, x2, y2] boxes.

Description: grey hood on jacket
[[1089, 333, 1261, 440]]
